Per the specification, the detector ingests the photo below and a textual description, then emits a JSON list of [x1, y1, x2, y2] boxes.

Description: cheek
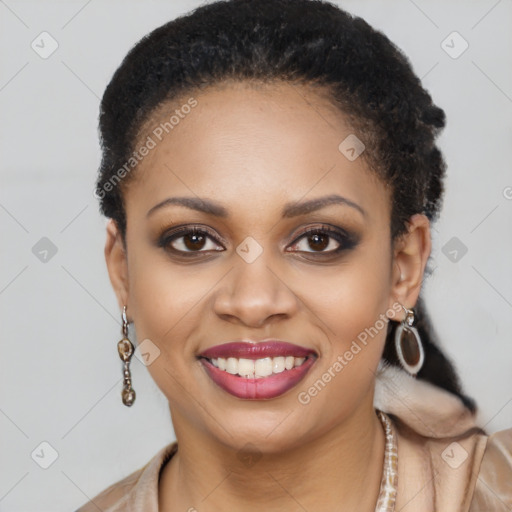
[[286, 262, 392, 442], [125, 235, 202, 356], [331, 258, 391, 354], [301, 238, 391, 353], [129, 259, 206, 344], [296, 240, 391, 404], [126, 248, 208, 406]]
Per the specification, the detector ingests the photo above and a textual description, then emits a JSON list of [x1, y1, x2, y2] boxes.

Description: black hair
[[96, 0, 476, 412]]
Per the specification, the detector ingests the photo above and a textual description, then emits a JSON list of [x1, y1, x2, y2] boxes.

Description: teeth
[[238, 358, 255, 377], [255, 357, 273, 377], [226, 357, 238, 375], [273, 356, 285, 374], [209, 356, 308, 378]]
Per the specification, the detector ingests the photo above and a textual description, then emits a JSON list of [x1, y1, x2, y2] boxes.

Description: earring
[[117, 305, 136, 406], [394, 304, 424, 376]]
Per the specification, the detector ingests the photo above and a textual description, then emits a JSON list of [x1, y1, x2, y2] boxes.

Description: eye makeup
[[154, 221, 361, 262]]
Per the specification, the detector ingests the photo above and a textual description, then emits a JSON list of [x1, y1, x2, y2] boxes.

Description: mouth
[[197, 340, 317, 400]]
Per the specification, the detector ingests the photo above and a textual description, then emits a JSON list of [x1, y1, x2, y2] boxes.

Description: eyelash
[[157, 224, 357, 259]]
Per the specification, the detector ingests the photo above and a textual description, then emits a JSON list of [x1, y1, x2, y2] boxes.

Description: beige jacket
[[75, 365, 512, 511]]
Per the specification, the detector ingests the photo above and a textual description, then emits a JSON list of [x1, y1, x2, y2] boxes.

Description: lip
[[200, 357, 316, 399], [198, 340, 317, 400], [199, 340, 316, 359]]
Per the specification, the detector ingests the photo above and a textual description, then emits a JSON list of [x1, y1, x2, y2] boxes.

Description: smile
[[198, 340, 317, 399], [209, 355, 307, 377]]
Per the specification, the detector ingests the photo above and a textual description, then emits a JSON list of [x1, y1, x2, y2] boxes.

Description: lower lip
[[199, 357, 316, 399]]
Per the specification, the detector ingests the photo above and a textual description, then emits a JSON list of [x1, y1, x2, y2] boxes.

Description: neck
[[159, 402, 386, 512]]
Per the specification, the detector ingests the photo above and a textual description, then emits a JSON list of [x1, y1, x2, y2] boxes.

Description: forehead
[[125, 81, 390, 224]]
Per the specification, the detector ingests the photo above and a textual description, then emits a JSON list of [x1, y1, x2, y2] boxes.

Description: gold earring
[[117, 305, 136, 406]]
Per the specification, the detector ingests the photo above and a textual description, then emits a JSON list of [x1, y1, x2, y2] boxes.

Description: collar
[[373, 361, 483, 438]]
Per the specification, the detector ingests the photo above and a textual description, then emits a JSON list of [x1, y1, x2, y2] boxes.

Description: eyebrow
[[146, 194, 366, 219]]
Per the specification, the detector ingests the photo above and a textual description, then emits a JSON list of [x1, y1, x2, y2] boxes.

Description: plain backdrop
[[1, 0, 511, 510]]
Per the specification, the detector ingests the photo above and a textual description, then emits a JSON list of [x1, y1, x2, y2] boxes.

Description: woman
[[77, 0, 512, 510]]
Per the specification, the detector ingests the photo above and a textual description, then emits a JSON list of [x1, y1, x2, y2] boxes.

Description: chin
[[206, 405, 315, 454]]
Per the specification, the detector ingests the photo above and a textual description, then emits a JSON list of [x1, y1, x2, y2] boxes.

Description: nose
[[212, 252, 299, 329]]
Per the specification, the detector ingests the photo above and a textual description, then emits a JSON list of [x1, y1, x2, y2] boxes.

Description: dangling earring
[[394, 304, 424, 376], [117, 305, 136, 406]]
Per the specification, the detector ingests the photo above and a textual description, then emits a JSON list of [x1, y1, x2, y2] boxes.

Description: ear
[[104, 219, 130, 313], [388, 214, 431, 318]]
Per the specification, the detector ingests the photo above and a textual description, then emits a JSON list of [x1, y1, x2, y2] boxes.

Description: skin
[[105, 81, 431, 511]]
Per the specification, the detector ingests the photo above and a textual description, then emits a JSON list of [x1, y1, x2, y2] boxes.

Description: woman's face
[[106, 81, 429, 452]]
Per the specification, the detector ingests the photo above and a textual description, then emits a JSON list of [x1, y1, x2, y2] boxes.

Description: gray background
[[1, 0, 511, 510]]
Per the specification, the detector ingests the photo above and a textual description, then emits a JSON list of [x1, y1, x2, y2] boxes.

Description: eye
[[287, 225, 355, 255], [158, 226, 224, 255], [158, 223, 358, 258]]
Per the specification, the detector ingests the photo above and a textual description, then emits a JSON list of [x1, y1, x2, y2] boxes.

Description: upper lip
[[198, 339, 317, 360]]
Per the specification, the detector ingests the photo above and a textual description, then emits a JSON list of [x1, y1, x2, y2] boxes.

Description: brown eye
[[182, 232, 207, 251], [288, 225, 357, 255], [303, 232, 331, 252], [292, 231, 340, 253], [158, 227, 224, 254]]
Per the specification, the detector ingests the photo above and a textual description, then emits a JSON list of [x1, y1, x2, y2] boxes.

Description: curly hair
[[95, 0, 476, 411]]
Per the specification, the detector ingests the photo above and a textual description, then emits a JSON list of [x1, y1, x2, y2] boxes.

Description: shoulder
[[375, 365, 512, 510], [74, 442, 178, 512], [468, 427, 512, 511], [391, 414, 489, 511], [392, 416, 512, 512]]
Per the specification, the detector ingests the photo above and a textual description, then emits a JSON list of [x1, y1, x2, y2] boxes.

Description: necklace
[[374, 410, 398, 512]]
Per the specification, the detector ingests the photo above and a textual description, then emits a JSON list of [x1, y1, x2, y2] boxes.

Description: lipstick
[[198, 340, 317, 399]]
